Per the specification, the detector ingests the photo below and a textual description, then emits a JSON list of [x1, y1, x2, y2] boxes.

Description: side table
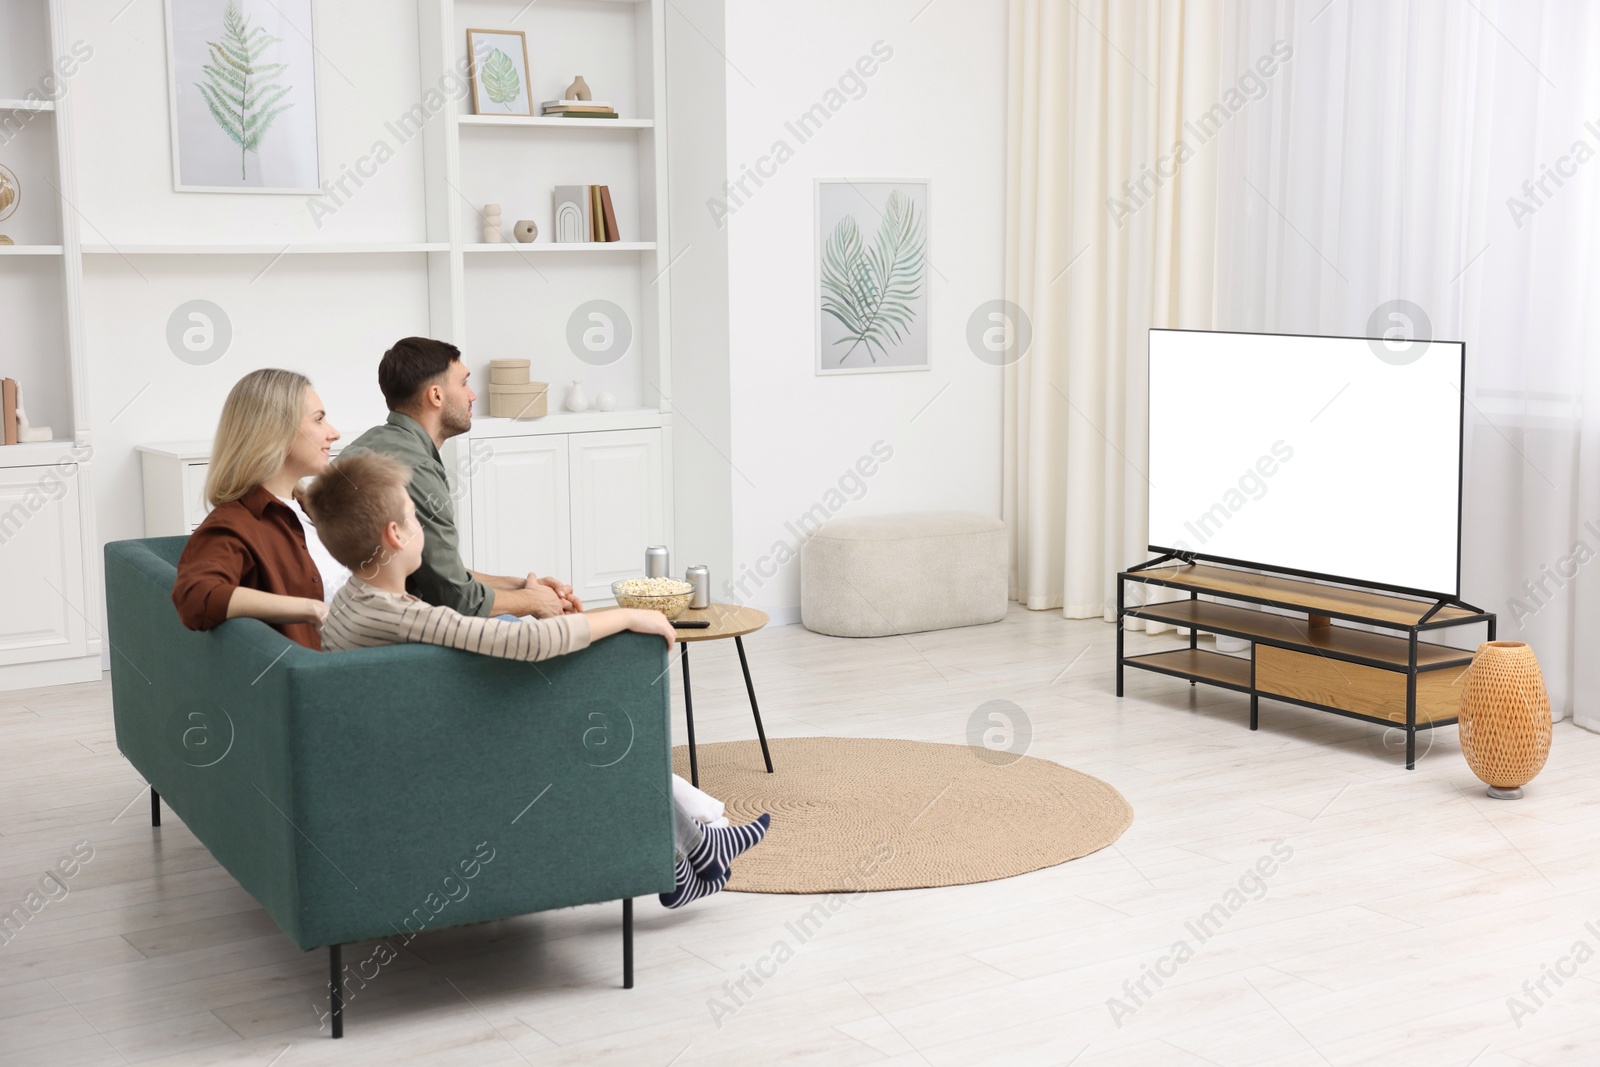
[[675, 604, 774, 787]]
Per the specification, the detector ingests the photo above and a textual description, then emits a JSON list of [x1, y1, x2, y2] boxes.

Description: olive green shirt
[[345, 412, 491, 618]]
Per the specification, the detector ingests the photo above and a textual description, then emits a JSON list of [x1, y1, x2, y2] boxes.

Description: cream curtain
[[1213, 0, 1600, 727], [1009, 0, 1600, 726], [1004, 0, 1223, 620]]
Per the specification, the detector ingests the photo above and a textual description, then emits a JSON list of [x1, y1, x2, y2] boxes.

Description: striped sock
[[659, 856, 728, 909], [686, 813, 771, 877]]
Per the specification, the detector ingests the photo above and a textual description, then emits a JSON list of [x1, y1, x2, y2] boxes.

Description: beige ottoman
[[801, 511, 1008, 637]]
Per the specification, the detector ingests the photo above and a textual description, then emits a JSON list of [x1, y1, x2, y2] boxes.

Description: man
[[345, 336, 578, 619]]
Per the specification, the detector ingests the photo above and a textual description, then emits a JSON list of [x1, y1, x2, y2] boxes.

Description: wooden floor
[[3, 606, 1597, 1066]]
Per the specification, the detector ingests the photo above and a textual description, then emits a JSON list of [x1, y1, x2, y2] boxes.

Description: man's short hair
[[301, 451, 413, 573], [378, 336, 461, 412]]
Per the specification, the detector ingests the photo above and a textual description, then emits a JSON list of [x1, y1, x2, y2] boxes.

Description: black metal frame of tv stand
[[1115, 554, 1496, 769]]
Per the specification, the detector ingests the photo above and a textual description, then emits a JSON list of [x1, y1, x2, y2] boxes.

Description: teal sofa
[[105, 537, 676, 1037]]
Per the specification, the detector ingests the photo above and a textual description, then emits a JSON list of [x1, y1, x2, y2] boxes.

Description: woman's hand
[[226, 586, 329, 627]]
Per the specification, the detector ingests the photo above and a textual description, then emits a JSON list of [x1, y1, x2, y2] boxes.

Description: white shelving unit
[[416, 0, 675, 587], [0, 0, 680, 690], [0, 0, 101, 689], [461, 241, 657, 253], [80, 244, 451, 255], [458, 115, 655, 130]]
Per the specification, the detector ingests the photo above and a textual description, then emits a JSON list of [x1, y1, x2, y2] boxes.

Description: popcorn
[[612, 576, 694, 617], [613, 577, 693, 596]]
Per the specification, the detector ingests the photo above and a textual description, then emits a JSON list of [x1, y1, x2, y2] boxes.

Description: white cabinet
[[464, 421, 667, 605], [469, 435, 571, 581], [136, 442, 214, 535], [0, 455, 91, 676], [568, 428, 666, 604], [137, 418, 671, 610]]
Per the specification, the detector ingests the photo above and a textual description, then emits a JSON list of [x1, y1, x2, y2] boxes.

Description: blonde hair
[[301, 451, 413, 572], [205, 369, 311, 507]]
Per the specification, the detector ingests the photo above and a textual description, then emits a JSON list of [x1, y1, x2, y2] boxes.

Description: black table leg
[[151, 787, 160, 827], [329, 943, 343, 1038], [681, 646, 698, 787], [734, 636, 774, 774], [622, 898, 634, 989]]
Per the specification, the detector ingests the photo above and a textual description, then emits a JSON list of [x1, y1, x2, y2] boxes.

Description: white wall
[[664, 0, 735, 592], [43, 0, 1007, 617], [720, 1, 1008, 618], [62, 2, 434, 550]]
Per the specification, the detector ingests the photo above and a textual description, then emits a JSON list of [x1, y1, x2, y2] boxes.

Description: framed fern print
[[164, 0, 322, 193], [815, 179, 930, 375], [467, 30, 533, 117]]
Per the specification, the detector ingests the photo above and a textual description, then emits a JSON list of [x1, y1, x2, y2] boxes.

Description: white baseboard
[[763, 605, 802, 627], [0, 656, 103, 693]]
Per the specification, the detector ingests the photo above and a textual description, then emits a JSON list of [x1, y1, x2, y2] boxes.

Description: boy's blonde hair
[[301, 451, 413, 573], [205, 369, 309, 507]]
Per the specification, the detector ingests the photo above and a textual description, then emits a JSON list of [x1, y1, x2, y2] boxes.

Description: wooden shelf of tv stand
[[1124, 562, 1480, 628], [1126, 600, 1474, 671], [1115, 562, 1496, 767]]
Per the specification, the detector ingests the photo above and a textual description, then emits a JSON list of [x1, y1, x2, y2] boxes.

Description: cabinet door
[[569, 429, 665, 604], [469, 435, 571, 583], [0, 464, 88, 666]]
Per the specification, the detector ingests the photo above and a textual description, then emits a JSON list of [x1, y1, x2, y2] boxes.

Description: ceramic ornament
[[595, 390, 617, 412], [513, 219, 538, 243], [482, 204, 504, 243], [565, 380, 589, 412]]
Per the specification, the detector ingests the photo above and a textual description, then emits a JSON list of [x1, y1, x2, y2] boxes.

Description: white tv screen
[[1147, 329, 1464, 597]]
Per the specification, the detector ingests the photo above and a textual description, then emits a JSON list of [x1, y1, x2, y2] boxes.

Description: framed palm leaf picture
[[467, 30, 533, 117], [164, 0, 322, 193], [815, 179, 930, 375]]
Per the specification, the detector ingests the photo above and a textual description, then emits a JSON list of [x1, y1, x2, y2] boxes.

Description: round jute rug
[[671, 737, 1133, 894]]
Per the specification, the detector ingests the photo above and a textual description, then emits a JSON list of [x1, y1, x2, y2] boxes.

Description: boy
[[303, 450, 768, 908]]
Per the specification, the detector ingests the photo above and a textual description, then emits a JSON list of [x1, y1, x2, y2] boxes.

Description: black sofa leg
[[150, 788, 160, 827], [329, 943, 343, 1038], [622, 899, 633, 989]]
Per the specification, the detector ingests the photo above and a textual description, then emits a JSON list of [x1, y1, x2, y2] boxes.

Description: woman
[[171, 369, 342, 650]]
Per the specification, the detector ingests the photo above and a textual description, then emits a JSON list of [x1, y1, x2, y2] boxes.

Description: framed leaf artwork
[[815, 179, 931, 375], [164, 0, 322, 193], [467, 29, 533, 117]]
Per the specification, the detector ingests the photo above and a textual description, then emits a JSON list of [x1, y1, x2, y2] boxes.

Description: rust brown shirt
[[171, 485, 324, 650]]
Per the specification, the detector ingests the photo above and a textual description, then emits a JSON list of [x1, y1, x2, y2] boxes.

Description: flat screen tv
[[1146, 328, 1465, 599]]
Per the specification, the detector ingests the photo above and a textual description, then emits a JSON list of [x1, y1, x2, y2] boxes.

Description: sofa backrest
[[103, 537, 677, 951]]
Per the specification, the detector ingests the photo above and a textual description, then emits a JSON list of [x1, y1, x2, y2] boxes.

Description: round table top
[[671, 603, 769, 642]]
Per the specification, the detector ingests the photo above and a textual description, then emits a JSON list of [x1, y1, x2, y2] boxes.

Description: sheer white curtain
[[1213, 0, 1600, 727], [1004, 0, 1222, 619]]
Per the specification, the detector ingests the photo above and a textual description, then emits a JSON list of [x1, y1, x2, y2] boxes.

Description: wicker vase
[[1457, 641, 1551, 799]]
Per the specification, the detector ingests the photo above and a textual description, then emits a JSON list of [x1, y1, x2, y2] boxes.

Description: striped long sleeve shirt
[[322, 577, 591, 661]]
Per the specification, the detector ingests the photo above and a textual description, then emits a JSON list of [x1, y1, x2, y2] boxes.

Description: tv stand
[[1116, 561, 1495, 768]]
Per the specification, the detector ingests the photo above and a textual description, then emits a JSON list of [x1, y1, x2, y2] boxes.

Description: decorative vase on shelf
[[564, 75, 592, 101], [565, 380, 589, 412], [1458, 641, 1551, 799], [482, 204, 504, 243], [595, 390, 616, 412], [513, 219, 538, 243]]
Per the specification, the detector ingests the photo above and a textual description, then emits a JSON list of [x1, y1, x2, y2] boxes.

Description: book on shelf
[[598, 186, 620, 242], [589, 186, 604, 241], [540, 98, 619, 118], [1, 378, 17, 446]]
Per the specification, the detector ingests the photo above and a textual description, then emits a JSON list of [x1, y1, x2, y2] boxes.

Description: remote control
[[672, 620, 711, 629]]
